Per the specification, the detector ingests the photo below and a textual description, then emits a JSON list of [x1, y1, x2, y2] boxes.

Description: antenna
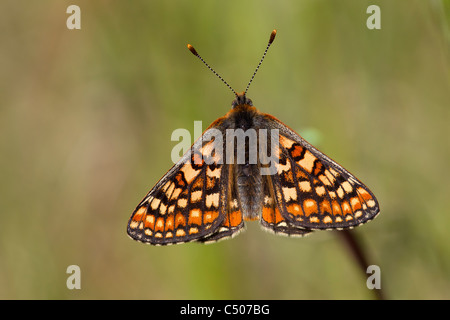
[[187, 43, 238, 97], [244, 29, 277, 95], [187, 29, 277, 97]]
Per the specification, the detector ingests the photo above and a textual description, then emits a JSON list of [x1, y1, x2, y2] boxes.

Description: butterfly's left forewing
[[261, 114, 380, 231], [127, 124, 233, 245]]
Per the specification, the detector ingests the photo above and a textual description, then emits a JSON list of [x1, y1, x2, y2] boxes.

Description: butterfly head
[[232, 92, 253, 108]]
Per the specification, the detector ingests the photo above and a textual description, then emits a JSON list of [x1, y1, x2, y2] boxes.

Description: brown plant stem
[[338, 230, 385, 300]]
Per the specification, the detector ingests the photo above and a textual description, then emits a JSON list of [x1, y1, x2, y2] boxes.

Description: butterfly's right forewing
[[261, 114, 380, 231], [127, 123, 231, 245]]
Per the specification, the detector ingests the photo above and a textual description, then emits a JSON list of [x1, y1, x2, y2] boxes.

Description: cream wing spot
[[279, 135, 295, 149], [206, 166, 221, 179], [337, 187, 345, 199], [129, 221, 139, 229], [299, 181, 311, 192], [324, 170, 336, 184], [176, 229, 186, 237], [277, 159, 291, 174], [189, 227, 199, 234], [309, 216, 319, 223], [206, 193, 219, 208], [323, 216, 332, 224], [319, 174, 332, 187], [171, 188, 182, 200], [191, 190, 202, 203], [342, 181, 353, 193], [282, 187, 297, 202], [181, 163, 200, 184], [150, 198, 161, 210], [367, 199, 376, 208], [329, 168, 339, 177], [166, 182, 175, 198], [177, 198, 188, 208], [159, 203, 168, 215], [298, 150, 316, 173], [315, 186, 326, 196]]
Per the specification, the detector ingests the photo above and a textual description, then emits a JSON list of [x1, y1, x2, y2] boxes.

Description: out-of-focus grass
[[0, 0, 449, 299]]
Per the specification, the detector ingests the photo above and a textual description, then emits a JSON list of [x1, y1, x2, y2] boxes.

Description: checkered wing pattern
[[262, 114, 379, 232], [260, 173, 313, 236], [197, 176, 245, 243], [127, 121, 245, 245]]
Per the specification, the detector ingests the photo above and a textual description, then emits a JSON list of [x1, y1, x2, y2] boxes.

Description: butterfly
[[127, 30, 380, 245]]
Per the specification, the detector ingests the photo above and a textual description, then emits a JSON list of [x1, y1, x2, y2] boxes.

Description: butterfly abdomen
[[236, 163, 263, 221], [227, 104, 265, 221]]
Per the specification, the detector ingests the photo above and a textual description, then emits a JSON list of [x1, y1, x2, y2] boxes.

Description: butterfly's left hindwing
[[127, 126, 234, 245], [262, 114, 380, 231]]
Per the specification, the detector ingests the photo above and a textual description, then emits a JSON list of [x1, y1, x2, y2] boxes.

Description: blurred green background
[[1, 0, 449, 299]]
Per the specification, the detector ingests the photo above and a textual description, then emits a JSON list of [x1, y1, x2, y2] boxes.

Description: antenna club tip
[[187, 44, 198, 56], [269, 29, 277, 44]]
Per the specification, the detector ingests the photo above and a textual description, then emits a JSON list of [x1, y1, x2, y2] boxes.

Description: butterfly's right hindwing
[[197, 166, 246, 243]]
